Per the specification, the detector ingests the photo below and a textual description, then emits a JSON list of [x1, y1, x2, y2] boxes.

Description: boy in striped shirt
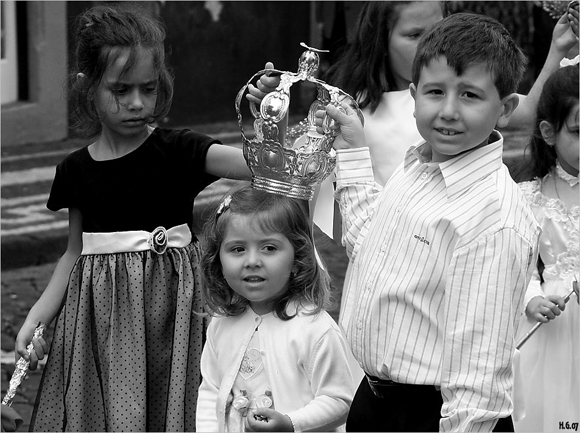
[[322, 13, 540, 432]]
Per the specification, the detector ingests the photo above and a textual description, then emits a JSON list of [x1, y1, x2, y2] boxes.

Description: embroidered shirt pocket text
[[413, 234, 430, 246]]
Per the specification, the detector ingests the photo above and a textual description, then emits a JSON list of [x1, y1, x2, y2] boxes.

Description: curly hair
[[69, 3, 173, 138], [201, 186, 334, 320]]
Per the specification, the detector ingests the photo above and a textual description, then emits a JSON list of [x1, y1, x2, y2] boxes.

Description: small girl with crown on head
[[196, 185, 355, 432]]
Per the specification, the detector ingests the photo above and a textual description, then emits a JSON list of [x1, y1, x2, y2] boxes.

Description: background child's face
[[410, 56, 517, 162], [95, 47, 158, 139], [219, 213, 296, 315], [546, 104, 579, 176], [388, 1, 443, 91]]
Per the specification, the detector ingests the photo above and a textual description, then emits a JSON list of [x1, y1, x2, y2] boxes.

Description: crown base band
[[251, 176, 315, 201]]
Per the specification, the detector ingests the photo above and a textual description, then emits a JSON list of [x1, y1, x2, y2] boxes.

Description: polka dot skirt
[[30, 242, 207, 432]]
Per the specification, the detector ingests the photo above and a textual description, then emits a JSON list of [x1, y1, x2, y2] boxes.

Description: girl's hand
[[315, 103, 366, 150], [245, 408, 293, 432], [525, 295, 566, 323], [15, 320, 48, 370], [552, 6, 579, 59], [567, 1, 579, 38], [246, 62, 280, 105]]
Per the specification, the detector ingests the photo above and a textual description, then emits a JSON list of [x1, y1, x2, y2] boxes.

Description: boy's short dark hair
[[411, 13, 527, 98]]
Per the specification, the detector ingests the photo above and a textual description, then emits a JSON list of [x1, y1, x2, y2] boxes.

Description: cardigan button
[[256, 391, 273, 408]]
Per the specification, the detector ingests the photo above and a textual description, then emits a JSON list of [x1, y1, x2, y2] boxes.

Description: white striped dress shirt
[[335, 132, 539, 432]]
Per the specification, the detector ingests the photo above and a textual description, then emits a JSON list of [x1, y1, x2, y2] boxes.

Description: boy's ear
[[409, 83, 417, 118], [496, 93, 519, 128], [409, 83, 417, 100], [539, 120, 557, 145]]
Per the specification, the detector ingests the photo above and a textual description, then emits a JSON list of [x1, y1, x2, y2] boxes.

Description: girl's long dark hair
[[517, 65, 579, 181], [324, 1, 447, 113], [201, 186, 333, 320], [69, 3, 173, 138]]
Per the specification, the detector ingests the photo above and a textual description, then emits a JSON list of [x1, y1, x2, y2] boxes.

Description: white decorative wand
[[2, 323, 46, 407], [516, 282, 578, 350]]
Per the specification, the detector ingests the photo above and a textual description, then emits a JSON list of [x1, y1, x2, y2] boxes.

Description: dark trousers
[[346, 377, 514, 432]]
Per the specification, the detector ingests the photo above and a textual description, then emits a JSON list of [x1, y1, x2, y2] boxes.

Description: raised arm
[[205, 143, 252, 180], [317, 104, 381, 259], [205, 62, 283, 181], [500, 10, 579, 138]]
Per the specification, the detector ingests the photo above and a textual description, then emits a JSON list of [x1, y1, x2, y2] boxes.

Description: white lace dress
[[515, 164, 579, 432]]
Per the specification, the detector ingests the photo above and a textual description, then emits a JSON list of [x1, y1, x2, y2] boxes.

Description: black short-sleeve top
[[47, 128, 220, 233]]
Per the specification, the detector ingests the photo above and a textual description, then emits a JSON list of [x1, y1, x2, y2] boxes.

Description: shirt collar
[[405, 131, 504, 199]]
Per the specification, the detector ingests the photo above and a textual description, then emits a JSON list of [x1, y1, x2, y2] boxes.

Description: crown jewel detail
[[235, 43, 364, 200]]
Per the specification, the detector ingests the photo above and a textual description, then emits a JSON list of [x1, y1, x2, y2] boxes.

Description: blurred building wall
[[161, 1, 311, 128], [2, 1, 312, 146], [1, 2, 68, 147]]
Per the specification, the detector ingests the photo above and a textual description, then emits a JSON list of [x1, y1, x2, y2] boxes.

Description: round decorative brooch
[[149, 226, 168, 254]]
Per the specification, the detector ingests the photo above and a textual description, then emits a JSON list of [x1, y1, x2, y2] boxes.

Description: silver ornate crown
[[235, 43, 364, 200]]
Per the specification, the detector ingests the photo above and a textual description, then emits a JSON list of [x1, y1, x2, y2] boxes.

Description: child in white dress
[[515, 64, 579, 432]]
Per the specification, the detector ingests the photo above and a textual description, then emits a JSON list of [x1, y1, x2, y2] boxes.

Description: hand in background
[[553, 5, 579, 59]]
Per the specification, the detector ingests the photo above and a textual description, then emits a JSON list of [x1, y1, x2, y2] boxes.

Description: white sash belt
[[81, 224, 191, 255]]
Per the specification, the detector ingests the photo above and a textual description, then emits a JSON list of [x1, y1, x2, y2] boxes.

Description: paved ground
[[0, 121, 349, 430]]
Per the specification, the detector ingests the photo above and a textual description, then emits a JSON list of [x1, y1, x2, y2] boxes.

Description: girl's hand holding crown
[[315, 104, 366, 150], [246, 62, 280, 104]]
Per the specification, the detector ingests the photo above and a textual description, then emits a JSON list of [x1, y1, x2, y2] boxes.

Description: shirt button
[[421, 172, 428, 180], [357, 321, 363, 330]]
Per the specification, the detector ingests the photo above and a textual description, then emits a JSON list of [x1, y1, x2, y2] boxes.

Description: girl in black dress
[[15, 4, 250, 431]]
